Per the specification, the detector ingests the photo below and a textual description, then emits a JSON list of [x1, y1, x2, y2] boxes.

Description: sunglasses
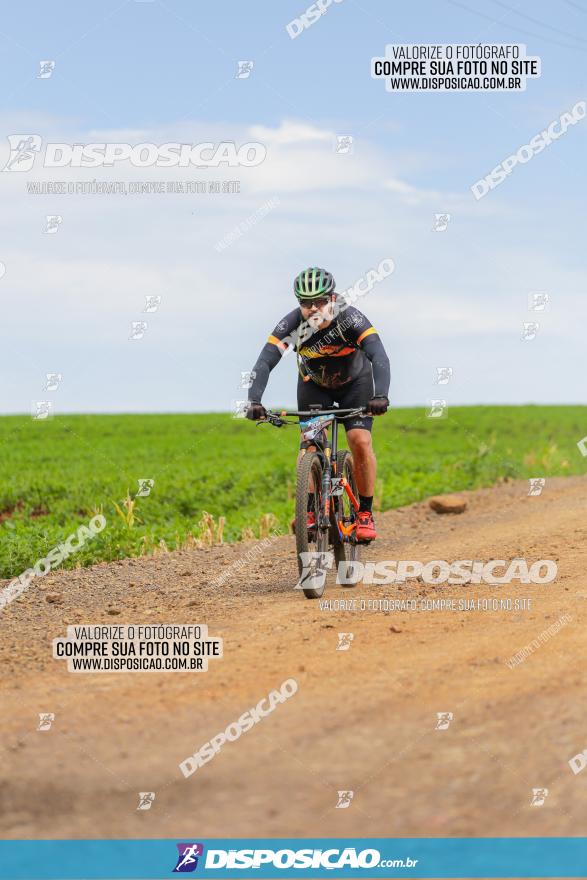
[[298, 297, 330, 309]]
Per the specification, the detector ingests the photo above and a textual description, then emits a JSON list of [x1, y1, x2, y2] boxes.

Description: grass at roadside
[[0, 406, 585, 578]]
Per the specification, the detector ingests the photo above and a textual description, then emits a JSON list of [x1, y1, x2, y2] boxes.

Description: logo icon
[[232, 399, 248, 418], [434, 366, 453, 385], [37, 713, 55, 731], [528, 478, 545, 497], [334, 135, 354, 154], [240, 370, 256, 389], [236, 61, 254, 79], [295, 551, 334, 591], [3, 134, 42, 172], [432, 212, 451, 232], [335, 790, 354, 809], [336, 632, 354, 651], [44, 372, 62, 391], [144, 295, 161, 313], [137, 791, 156, 810], [136, 478, 155, 498], [521, 322, 539, 341], [530, 787, 548, 806], [173, 843, 204, 873], [38, 60, 55, 79], [129, 321, 148, 340], [44, 215, 62, 234], [427, 399, 447, 419], [528, 292, 549, 311], [435, 711, 453, 730], [32, 401, 52, 420]]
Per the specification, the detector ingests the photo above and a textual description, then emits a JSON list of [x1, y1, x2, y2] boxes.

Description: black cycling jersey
[[248, 302, 390, 402]]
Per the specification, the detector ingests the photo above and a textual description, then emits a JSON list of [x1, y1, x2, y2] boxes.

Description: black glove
[[246, 401, 267, 421], [367, 396, 389, 416]]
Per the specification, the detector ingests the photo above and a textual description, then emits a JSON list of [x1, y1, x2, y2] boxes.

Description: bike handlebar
[[267, 408, 366, 417], [255, 407, 367, 428]]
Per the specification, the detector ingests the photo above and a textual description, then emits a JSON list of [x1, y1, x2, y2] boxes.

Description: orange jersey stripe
[[357, 327, 377, 345], [267, 334, 288, 351]]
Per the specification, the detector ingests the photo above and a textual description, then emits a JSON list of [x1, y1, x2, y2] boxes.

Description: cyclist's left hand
[[367, 396, 389, 416]]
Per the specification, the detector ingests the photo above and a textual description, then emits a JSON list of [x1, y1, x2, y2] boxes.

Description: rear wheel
[[295, 452, 330, 599], [332, 450, 361, 586]]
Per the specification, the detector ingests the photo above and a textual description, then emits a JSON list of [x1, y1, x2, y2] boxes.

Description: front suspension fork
[[319, 444, 332, 530]]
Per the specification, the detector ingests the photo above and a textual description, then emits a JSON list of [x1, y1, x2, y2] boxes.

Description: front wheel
[[295, 452, 331, 599], [332, 450, 361, 586]]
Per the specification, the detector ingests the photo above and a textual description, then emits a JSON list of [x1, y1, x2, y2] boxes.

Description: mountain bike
[[257, 406, 367, 599]]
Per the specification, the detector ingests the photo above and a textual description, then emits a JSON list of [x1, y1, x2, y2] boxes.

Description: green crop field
[[0, 407, 585, 579]]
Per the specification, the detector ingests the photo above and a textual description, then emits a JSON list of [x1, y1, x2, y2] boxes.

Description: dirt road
[[1, 476, 586, 844]]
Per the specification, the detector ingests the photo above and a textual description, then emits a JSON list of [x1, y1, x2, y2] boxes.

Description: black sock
[[307, 492, 315, 512], [359, 495, 373, 512]]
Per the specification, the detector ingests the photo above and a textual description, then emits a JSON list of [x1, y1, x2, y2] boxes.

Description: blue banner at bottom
[[0, 837, 586, 879]]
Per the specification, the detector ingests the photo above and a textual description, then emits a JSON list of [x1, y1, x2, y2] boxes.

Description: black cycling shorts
[[297, 371, 374, 441]]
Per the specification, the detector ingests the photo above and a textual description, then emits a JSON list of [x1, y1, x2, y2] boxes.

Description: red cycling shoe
[[355, 510, 377, 542], [290, 511, 318, 535]]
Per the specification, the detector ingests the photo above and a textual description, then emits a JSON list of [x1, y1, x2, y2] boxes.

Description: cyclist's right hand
[[246, 401, 267, 421]]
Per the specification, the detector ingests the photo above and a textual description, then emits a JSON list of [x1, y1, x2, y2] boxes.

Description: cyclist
[[246, 267, 390, 541]]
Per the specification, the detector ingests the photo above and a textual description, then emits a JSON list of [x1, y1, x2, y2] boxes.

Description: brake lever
[[257, 416, 285, 428]]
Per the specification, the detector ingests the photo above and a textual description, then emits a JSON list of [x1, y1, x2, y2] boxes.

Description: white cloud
[[249, 119, 333, 145], [0, 112, 584, 411]]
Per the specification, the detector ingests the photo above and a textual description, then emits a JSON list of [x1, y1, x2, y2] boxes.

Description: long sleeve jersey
[[248, 302, 390, 402]]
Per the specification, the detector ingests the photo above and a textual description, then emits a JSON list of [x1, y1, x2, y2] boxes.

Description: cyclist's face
[[299, 297, 334, 326]]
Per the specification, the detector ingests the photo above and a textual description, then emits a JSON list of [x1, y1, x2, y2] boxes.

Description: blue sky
[[0, 0, 585, 412]]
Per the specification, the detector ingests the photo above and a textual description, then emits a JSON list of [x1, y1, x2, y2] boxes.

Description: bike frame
[[261, 406, 364, 542]]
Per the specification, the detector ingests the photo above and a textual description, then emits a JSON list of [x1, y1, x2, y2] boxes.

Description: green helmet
[[293, 267, 335, 300]]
